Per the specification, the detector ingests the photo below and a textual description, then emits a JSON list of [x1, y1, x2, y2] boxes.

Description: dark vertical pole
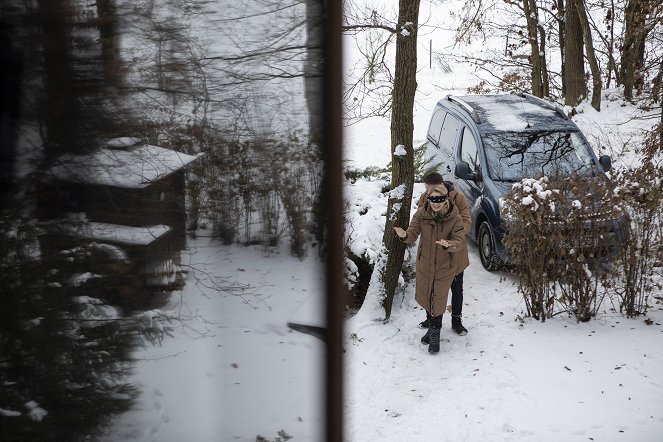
[[323, 0, 343, 441]]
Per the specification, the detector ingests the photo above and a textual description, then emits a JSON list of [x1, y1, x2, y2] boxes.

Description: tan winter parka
[[417, 182, 471, 273], [401, 203, 468, 316]]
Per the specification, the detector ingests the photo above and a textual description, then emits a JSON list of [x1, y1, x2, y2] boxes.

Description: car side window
[[460, 126, 480, 172], [427, 108, 446, 145], [438, 112, 460, 156]]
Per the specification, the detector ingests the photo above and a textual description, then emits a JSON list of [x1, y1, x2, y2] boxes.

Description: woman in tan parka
[[416, 172, 471, 336], [394, 184, 468, 354]]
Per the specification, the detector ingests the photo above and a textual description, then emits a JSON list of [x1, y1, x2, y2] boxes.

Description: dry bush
[[498, 71, 529, 92], [502, 174, 625, 321], [467, 80, 492, 94], [199, 131, 317, 258], [611, 162, 663, 316]]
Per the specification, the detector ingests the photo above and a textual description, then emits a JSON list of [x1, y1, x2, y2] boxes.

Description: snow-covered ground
[[101, 223, 663, 442], [341, 4, 663, 439], [344, 178, 663, 441], [98, 1, 663, 441], [100, 239, 325, 442], [345, 243, 663, 441]]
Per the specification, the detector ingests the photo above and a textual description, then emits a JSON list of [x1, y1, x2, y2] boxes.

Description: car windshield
[[483, 131, 596, 182]]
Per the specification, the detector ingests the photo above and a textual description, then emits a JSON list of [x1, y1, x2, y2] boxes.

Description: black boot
[[419, 312, 430, 329], [428, 315, 442, 354], [451, 316, 468, 336], [421, 327, 431, 345]]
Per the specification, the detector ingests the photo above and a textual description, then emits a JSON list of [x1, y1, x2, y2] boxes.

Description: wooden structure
[[40, 138, 202, 295]]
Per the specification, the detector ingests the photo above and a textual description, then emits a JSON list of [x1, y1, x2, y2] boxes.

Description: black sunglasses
[[428, 194, 448, 203]]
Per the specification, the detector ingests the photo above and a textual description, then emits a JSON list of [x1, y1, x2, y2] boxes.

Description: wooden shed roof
[[49, 144, 203, 189], [56, 221, 172, 246]]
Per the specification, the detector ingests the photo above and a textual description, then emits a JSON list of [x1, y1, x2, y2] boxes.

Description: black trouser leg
[[419, 311, 431, 329], [428, 314, 442, 354], [450, 272, 464, 318], [450, 272, 468, 335]]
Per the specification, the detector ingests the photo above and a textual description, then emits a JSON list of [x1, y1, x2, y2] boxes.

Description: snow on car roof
[[458, 95, 577, 134]]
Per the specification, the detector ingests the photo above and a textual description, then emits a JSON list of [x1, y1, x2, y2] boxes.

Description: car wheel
[[478, 221, 502, 271]]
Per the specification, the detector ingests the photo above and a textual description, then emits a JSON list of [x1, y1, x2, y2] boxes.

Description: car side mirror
[[455, 161, 480, 182], [599, 155, 612, 172]]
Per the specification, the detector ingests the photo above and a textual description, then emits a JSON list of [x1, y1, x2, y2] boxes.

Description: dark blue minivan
[[423, 92, 626, 271]]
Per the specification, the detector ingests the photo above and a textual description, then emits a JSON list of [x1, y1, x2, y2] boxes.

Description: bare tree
[[564, 0, 587, 106], [620, 0, 657, 100], [521, 0, 547, 97], [594, 0, 620, 88], [96, 0, 121, 85], [305, 0, 324, 145], [557, 0, 567, 95], [576, 0, 602, 110], [342, 4, 398, 122], [381, 0, 420, 319], [119, 0, 324, 257], [341, 0, 420, 319]]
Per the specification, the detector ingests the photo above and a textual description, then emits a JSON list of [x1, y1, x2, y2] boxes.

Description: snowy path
[[345, 244, 663, 442]]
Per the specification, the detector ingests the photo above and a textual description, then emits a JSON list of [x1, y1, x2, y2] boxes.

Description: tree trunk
[[575, 0, 602, 111], [522, 0, 544, 97], [537, 24, 550, 97], [620, 0, 652, 100], [381, 0, 420, 320], [305, 0, 324, 146], [605, 0, 617, 88], [653, 57, 663, 103], [564, 0, 586, 107], [305, 0, 326, 252], [39, 0, 77, 156], [39, 0, 114, 154], [557, 0, 566, 96], [0, 19, 22, 209], [96, 0, 120, 86]]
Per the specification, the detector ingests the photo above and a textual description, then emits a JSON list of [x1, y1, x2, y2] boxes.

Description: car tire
[[478, 221, 503, 271]]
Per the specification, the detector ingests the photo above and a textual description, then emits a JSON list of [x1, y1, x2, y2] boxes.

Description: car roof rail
[[445, 95, 481, 124], [512, 91, 569, 120]]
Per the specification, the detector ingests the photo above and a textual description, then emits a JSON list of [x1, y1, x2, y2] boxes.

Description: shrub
[[611, 163, 663, 316], [502, 174, 623, 321]]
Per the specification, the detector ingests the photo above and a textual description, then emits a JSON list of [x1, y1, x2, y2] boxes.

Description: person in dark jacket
[[417, 173, 471, 335], [394, 184, 468, 354]]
